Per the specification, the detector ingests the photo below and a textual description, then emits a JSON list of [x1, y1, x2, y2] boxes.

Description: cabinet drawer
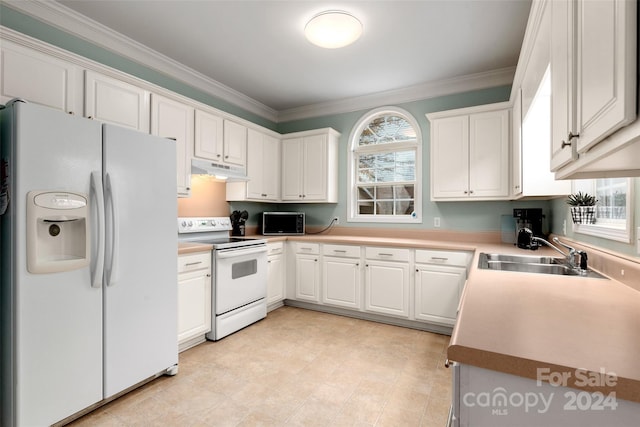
[[365, 247, 410, 262], [322, 244, 360, 258], [178, 252, 211, 274], [415, 249, 471, 267], [295, 242, 320, 254], [267, 241, 284, 255]]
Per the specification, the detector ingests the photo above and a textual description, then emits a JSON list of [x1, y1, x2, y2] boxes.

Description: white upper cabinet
[[428, 103, 510, 201], [1, 40, 82, 114], [85, 70, 150, 132], [281, 128, 339, 203], [194, 109, 224, 162], [512, 88, 523, 197], [223, 120, 247, 167], [246, 129, 280, 200], [551, 0, 636, 171], [150, 94, 194, 197]]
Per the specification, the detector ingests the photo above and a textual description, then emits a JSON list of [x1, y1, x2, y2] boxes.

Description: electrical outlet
[[637, 227, 640, 255], [563, 220, 567, 235], [333, 216, 339, 225], [434, 217, 441, 228]]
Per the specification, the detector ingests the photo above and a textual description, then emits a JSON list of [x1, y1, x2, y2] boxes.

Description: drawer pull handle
[[378, 253, 393, 256], [333, 250, 347, 253], [431, 257, 448, 261], [445, 359, 450, 368], [185, 261, 203, 266], [300, 247, 313, 251]]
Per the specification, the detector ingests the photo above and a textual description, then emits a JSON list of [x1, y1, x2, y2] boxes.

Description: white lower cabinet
[[177, 252, 211, 352], [266, 242, 285, 307], [415, 264, 466, 326], [364, 247, 410, 318], [322, 244, 361, 310], [294, 243, 320, 303]]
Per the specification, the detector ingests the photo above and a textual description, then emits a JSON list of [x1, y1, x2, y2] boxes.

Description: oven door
[[214, 245, 268, 314]]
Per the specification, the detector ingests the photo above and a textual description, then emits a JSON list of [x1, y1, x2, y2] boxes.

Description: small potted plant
[[567, 191, 597, 224]]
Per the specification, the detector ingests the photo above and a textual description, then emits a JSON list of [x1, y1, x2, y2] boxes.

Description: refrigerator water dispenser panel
[[26, 190, 90, 273]]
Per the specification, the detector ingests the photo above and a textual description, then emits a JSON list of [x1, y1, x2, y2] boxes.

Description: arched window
[[348, 107, 422, 223]]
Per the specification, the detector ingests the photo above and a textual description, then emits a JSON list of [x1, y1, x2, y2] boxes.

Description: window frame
[[347, 106, 422, 224], [572, 178, 634, 243]]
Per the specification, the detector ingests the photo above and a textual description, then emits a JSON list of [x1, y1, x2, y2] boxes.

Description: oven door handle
[[216, 246, 268, 259]]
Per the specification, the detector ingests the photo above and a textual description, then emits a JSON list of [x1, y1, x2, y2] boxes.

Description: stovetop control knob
[[210, 219, 217, 226], [187, 220, 193, 227], [180, 221, 187, 228]]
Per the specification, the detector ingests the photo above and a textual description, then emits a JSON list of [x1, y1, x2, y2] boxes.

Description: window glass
[[349, 108, 421, 223]]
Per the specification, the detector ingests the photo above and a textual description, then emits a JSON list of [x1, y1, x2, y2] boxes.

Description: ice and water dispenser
[[26, 190, 90, 273]]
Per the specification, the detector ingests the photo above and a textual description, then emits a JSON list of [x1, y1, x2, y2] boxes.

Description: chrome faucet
[[530, 236, 588, 271]]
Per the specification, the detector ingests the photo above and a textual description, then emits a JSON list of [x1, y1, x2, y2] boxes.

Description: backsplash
[[177, 175, 229, 217]]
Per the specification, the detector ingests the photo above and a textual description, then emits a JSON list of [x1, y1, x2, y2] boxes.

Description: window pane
[[395, 185, 414, 199], [358, 201, 374, 215], [595, 178, 627, 221], [375, 201, 394, 215], [376, 186, 393, 199], [359, 115, 416, 146], [395, 200, 414, 215], [358, 186, 374, 200]]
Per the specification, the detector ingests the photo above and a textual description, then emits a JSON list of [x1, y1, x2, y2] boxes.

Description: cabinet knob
[[68, 111, 74, 115], [469, 190, 474, 194], [88, 116, 93, 120], [463, 190, 468, 194], [206, 274, 211, 277], [225, 155, 229, 159], [217, 154, 221, 157]]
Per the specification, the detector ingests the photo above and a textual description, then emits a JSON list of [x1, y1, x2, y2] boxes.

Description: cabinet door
[[267, 254, 284, 305], [1, 40, 81, 114], [468, 109, 510, 198], [365, 260, 409, 317], [322, 257, 361, 309], [415, 265, 465, 326], [512, 88, 523, 197], [281, 138, 304, 200], [194, 109, 224, 161], [295, 254, 320, 302], [151, 94, 194, 197], [550, 0, 576, 171], [262, 134, 281, 200], [302, 134, 328, 201], [223, 120, 247, 167], [246, 128, 265, 199], [575, 0, 636, 154], [178, 270, 212, 344], [431, 116, 469, 198], [85, 70, 150, 132]]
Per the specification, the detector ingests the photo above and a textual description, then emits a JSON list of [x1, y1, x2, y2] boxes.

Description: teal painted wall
[[0, 4, 278, 131], [549, 179, 640, 257], [243, 86, 551, 233]]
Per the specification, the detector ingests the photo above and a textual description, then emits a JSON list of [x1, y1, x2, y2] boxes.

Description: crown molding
[[4, 0, 515, 124], [2, 0, 279, 123], [277, 67, 516, 122]]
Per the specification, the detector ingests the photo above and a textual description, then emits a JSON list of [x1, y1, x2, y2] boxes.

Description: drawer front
[[415, 249, 471, 267], [178, 252, 211, 274], [365, 247, 410, 262], [267, 241, 284, 255], [322, 244, 360, 258], [295, 242, 320, 255]]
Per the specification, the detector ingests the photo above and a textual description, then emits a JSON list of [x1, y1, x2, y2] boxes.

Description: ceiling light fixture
[[304, 11, 363, 49]]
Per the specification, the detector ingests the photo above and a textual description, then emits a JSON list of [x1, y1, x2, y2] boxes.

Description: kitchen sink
[[478, 253, 607, 279]]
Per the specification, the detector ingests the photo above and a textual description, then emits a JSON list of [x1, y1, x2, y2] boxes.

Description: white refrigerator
[[0, 100, 178, 426]]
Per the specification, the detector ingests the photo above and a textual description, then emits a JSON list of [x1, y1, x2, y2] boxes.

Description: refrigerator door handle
[[105, 173, 119, 287], [90, 171, 105, 288]]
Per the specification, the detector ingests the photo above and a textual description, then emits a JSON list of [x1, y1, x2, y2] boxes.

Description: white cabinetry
[[150, 94, 193, 197], [427, 103, 510, 200], [226, 128, 280, 201], [293, 242, 321, 303], [194, 109, 224, 162], [414, 249, 469, 326], [266, 242, 285, 308], [0, 39, 82, 114], [223, 120, 247, 167], [364, 247, 410, 318], [550, 0, 636, 171], [281, 128, 339, 203], [85, 70, 150, 132], [177, 251, 212, 352], [322, 244, 361, 310]]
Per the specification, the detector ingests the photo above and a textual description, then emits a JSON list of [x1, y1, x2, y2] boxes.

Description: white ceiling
[[51, 0, 531, 119]]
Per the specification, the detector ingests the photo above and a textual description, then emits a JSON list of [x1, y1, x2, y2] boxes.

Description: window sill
[[573, 223, 631, 243], [348, 215, 422, 224]]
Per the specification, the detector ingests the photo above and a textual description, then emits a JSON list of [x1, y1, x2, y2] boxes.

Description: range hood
[[191, 158, 249, 182]]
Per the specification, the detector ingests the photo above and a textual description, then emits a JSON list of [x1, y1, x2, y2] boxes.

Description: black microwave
[[262, 212, 305, 235]]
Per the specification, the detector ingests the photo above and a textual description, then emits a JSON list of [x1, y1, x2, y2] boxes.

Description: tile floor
[[69, 306, 452, 426]]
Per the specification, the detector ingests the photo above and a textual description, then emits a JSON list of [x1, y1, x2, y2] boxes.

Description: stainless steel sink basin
[[481, 253, 562, 265], [478, 253, 607, 279]]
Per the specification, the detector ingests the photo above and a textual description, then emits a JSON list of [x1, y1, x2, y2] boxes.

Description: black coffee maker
[[514, 208, 544, 250]]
